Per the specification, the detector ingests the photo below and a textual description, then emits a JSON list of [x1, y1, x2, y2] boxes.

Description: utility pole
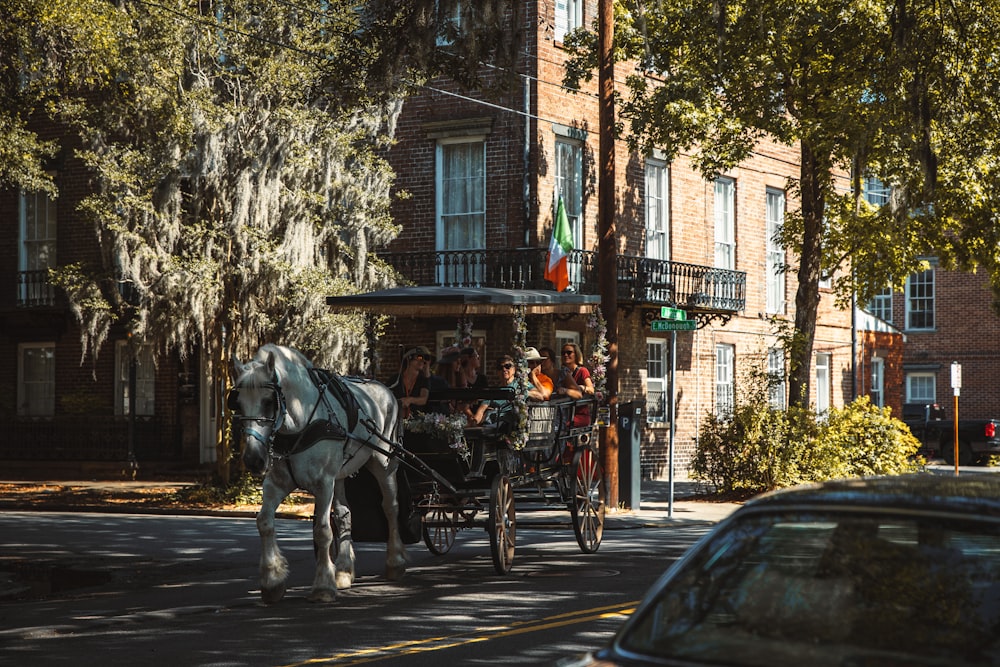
[[598, 0, 619, 508]]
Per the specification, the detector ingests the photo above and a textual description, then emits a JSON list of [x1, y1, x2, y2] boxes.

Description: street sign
[[660, 307, 688, 321], [651, 319, 697, 331]]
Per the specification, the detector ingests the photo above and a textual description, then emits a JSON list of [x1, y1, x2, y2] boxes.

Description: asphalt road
[[0, 510, 717, 666]]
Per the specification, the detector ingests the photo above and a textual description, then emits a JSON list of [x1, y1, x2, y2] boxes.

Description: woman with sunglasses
[[470, 355, 518, 426], [556, 342, 594, 426], [389, 346, 430, 418]]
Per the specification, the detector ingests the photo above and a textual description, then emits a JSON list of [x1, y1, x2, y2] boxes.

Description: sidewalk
[[0, 476, 743, 527]]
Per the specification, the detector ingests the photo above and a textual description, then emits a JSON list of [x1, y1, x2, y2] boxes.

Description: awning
[[326, 286, 601, 317]]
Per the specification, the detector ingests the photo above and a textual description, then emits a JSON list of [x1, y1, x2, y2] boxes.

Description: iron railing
[[379, 248, 745, 312], [17, 270, 56, 307]]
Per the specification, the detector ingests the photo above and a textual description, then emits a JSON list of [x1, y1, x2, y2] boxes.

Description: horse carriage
[[229, 287, 607, 602], [401, 386, 604, 574]]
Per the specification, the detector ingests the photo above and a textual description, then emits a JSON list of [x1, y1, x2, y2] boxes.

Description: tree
[[6, 0, 522, 478], [565, 0, 1000, 408]]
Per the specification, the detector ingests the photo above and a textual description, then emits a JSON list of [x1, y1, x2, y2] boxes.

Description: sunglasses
[[562, 350, 575, 356], [498, 363, 514, 370]]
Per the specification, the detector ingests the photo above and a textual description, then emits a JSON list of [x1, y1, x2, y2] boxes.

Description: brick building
[[8, 2, 990, 481], [334, 0, 873, 480]]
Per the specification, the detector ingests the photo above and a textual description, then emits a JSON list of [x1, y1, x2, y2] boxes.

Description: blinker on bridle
[[228, 373, 288, 451]]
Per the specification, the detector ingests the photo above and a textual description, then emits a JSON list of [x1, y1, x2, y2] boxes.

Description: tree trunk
[[788, 140, 827, 409]]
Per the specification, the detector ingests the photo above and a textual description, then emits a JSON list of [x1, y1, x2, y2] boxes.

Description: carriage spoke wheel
[[571, 447, 605, 554], [422, 505, 458, 555], [488, 475, 516, 574]]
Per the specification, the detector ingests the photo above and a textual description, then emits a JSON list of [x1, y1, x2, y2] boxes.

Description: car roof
[[740, 473, 1000, 519]]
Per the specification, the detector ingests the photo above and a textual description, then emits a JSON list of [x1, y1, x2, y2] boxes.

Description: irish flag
[[545, 196, 573, 291]]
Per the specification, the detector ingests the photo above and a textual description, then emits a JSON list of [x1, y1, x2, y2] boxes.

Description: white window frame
[[864, 175, 890, 206], [19, 189, 57, 306], [555, 0, 584, 42], [815, 353, 831, 414], [905, 268, 935, 331], [646, 338, 667, 423], [868, 286, 893, 323], [713, 177, 735, 270], [906, 372, 937, 404], [768, 347, 786, 410], [435, 0, 462, 45], [765, 188, 785, 314], [555, 138, 584, 288], [870, 356, 885, 408], [115, 341, 156, 416], [555, 330, 580, 353], [436, 137, 486, 285], [18, 342, 55, 417], [645, 160, 669, 260], [715, 344, 734, 418]]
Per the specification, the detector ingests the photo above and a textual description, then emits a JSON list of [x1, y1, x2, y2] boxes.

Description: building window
[[815, 353, 831, 414], [645, 160, 669, 260], [870, 356, 885, 408], [864, 176, 890, 206], [555, 0, 583, 42], [766, 188, 785, 314], [435, 0, 462, 45], [714, 177, 735, 270], [905, 268, 935, 330], [555, 138, 583, 287], [436, 138, 485, 284], [647, 339, 667, 423], [906, 372, 937, 404], [868, 286, 893, 323], [715, 344, 734, 418], [555, 329, 580, 354], [18, 343, 55, 417], [768, 347, 786, 410], [18, 190, 57, 307], [115, 341, 156, 416], [555, 139, 583, 248]]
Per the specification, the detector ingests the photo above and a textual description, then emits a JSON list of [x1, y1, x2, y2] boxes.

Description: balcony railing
[[17, 270, 56, 307], [379, 249, 745, 313]]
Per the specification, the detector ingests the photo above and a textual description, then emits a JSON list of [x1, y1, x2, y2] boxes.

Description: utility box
[[618, 400, 645, 510]]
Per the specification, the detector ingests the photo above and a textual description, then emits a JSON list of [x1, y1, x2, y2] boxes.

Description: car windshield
[[620, 510, 1000, 666]]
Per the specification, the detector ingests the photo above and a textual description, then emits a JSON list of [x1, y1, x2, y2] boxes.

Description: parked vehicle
[[902, 402, 1000, 466], [556, 474, 1000, 667]]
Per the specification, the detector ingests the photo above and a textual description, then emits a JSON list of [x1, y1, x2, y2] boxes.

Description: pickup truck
[[902, 403, 1000, 466]]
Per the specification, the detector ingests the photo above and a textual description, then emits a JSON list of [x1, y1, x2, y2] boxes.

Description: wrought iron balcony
[[378, 249, 745, 314], [17, 270, 56, 307]]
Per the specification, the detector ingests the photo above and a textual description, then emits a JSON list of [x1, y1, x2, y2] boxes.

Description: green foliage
[[694, 366, 923, 494], [172, 472, 264, 507]]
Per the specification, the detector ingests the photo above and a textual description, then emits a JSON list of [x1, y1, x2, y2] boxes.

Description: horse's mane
[[238, 344, 314, 388]]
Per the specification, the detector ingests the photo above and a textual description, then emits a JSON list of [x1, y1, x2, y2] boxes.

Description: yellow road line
[[278, 601, 639, 666]]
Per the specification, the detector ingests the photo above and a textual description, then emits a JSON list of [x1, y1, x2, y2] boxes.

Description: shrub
[[694, 396, 924, 495]]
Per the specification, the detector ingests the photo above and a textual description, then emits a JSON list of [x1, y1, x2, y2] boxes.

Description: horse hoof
[[385, 565, 406, 581], [308, 588, 337, 603], [261, 582, 286, 604], [335, 572, 354, 590]]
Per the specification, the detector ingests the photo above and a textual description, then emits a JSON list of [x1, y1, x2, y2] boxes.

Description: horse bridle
[[228, 372, 288, 455]]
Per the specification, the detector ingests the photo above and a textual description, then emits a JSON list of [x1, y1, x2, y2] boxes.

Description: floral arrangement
[[587, 306, 609, 403], [455, 317, 473, 349], [505, 305, 529, 450], [404, 412, 469, 460]]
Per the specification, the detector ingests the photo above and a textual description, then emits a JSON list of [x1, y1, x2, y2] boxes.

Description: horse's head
[[230, 350, 287, 474]]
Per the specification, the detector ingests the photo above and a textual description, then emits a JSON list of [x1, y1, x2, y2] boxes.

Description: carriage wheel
[[422, 505, 458, 555], [488, 475, 516, 575], [570, 447, 605, 554]]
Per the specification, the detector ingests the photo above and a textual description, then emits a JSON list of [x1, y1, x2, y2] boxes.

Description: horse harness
[[230, 367, 362, 462]]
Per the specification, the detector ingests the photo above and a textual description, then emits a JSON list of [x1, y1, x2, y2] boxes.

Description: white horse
[[230, 343, 406, 603]]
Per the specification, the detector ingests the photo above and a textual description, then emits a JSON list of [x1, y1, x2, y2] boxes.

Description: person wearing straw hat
[[524, 347, 553, 401]]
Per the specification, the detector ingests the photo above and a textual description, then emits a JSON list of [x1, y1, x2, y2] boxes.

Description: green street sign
[[660, 307, 688, 321], [651, 319, 697, 331]]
